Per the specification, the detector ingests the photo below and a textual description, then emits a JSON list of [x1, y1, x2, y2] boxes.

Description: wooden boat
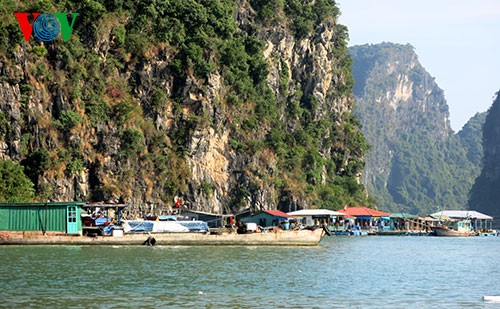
[[0, 228, 324, 246], [432, 219, 472, 237], [433, 226, 470, 237]]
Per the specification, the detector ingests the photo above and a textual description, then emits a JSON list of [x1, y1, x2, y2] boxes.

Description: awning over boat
[[123, 220, 189, 233], [123, 220, 209, 233], [287, 209, 345, 217], [431, 210, 493, 220]]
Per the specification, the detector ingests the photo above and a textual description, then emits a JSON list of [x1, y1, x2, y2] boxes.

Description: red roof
[[339, 207, 390, 217], [263, 210, 292, 218]]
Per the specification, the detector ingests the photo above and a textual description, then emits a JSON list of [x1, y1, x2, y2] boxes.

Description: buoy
[[143, 236, 156, 246], [198, 291, 204, 295], [484, 296, 500, 302]]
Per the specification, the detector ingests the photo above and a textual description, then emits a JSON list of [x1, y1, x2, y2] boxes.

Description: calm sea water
[[0, 236, 499, 308]]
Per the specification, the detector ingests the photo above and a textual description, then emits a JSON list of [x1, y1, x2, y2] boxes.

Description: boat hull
[[433, 227, 470, 237], [0, 229, 324, 246]]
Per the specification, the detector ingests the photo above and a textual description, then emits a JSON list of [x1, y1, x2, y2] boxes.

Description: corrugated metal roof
[[390, 213, 418, 219], [288, 209, 345, 216], [263, 210, 292, 218], [431, 210, 493, 220], [339, 207, 390, 217]]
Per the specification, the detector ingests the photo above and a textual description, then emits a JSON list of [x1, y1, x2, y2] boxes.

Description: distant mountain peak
[[350, 42, 481, 214]]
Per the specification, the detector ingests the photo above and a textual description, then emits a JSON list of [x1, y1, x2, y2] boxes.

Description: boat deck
[[0, 229, 324, 246]]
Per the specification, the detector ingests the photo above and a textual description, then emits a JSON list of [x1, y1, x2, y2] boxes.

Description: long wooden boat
[[0, 228, 324, 246]]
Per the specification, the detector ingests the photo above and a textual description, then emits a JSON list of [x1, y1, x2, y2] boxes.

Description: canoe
[[0, 228, 324, 246]]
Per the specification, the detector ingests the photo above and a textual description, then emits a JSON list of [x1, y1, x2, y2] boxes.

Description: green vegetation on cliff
[[0, 160, 35, 202], [0, 0, 369, 212], [469, 92, 500, 222], [351, 43, 482, 215], [457, 112, 486, 167]]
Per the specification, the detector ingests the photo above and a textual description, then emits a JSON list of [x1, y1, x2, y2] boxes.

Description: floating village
[[0, 201, 497, 246]]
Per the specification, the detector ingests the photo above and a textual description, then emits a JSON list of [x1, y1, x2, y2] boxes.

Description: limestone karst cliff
[[0, 0, 369, 216], [351, 43, 481, 214]]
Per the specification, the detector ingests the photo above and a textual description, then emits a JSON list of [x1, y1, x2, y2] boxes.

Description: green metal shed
[[0, 202, 84, 234]]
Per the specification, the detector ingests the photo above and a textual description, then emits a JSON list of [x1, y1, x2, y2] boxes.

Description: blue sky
[[337, 0, 500, 131]]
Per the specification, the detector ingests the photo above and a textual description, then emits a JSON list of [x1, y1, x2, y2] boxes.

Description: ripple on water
[[0, 237, 499, 308]]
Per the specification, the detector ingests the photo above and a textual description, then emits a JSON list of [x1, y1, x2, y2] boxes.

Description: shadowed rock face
[[351, 43, 482, 215], [469, 92, 500, 226], [0, 1, 367, 216]]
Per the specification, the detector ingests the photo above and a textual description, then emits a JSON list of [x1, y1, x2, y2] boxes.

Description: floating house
[[241, 210, 292, 228], [0, 202, 85, 235], [389, 213, 431, 230], [431, 210, 494, 233], [388, 213, 417, 230], [339, 207, 391, 231], [374, 213, 434, 235], [287, 209, 345, 226]]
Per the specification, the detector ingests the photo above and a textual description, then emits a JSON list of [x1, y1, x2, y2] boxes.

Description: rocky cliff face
[[469, 92, 500, 226], [0, 0, 368, 216], [351, 43, 481, 214]]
